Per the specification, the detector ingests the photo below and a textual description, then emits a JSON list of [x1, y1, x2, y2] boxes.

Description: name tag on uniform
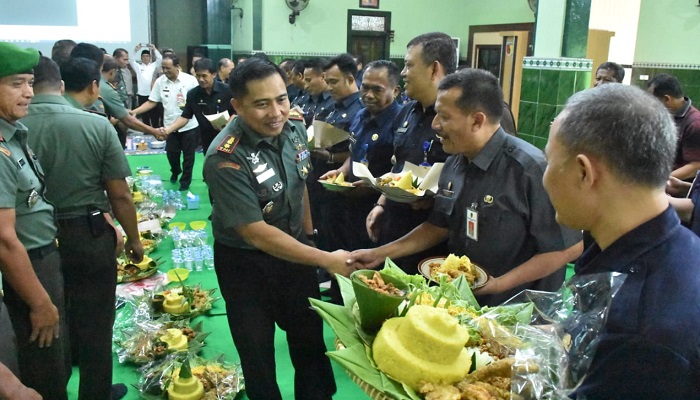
[[466, 207, 478, 241], [256, 168, 276, 184]]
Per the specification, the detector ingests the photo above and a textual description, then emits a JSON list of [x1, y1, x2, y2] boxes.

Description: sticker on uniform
[[466, 208, 478, 241], [256, 168, 276, 184], [272, 182, 283, 192]]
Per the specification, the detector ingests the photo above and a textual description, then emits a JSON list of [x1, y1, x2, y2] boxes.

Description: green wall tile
[[518, 101, 537, 136], [535, 104, 557, 138], [520, 69, 540, 103], [557, 71, 576, 105], [539, 70, 561, 105], [574, 71, 592, 93]]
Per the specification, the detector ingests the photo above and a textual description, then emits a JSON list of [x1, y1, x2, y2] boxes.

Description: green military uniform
[[25, 94, 131, 216], [0, 118, 69, 400], [95, 78, 129, 119], [203, 113, 336, 399], [204, 115, 312, 248], [22, 93, 132, 399], [0, 119, 57, 247]]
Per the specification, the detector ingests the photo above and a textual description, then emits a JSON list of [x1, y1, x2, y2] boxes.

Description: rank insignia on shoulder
[[0, 147, 10, 157], [216, 134, 240, 154], [217, 161, 241, 170], [288, 109, 304, 121]]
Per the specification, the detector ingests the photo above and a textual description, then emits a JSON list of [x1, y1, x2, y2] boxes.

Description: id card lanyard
[[466, 202, 478, 241]]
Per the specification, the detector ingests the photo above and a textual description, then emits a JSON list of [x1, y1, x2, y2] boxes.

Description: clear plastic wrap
[[505, 272, 626, 399], [113, 315, 210, 365], [137, 353, 245, 400]]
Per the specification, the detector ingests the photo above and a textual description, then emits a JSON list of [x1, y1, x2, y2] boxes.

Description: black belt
[[57, 216, 90, 228], [27, 240, 58, 261]]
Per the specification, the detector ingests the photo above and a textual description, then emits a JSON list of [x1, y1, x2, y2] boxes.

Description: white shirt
[[129, 49, 163, 96], [149, 71, 199, 129]]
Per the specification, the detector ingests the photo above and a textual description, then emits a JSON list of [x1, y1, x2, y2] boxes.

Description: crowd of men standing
[[1, 27, 700, 400]]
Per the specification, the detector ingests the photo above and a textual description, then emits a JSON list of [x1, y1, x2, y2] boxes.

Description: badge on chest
[[466, 204, 478, 241]]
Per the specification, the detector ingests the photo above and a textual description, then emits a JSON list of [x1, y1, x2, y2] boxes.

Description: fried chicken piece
[[420, 382, 462, 400]]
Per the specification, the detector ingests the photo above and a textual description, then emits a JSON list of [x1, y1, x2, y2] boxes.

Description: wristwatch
[[306, 229, 318, 241]]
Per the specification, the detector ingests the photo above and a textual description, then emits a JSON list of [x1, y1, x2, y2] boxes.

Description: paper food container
[[311, 120, 350, 148], [353, 161, 444, 203]]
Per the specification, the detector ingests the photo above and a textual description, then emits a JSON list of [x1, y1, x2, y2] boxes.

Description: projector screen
[[0, 0, 150, 56]]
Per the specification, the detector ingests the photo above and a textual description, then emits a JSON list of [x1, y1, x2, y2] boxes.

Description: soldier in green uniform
[[0, 42, 69, 400], [203, 58, 357, 400], [24, 56, 143, 400], [70, 43, 160, 138]]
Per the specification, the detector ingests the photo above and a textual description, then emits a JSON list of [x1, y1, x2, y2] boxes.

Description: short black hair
[[365, 60, 400, 87], [229, 57, 286, 99], [279, 58, 296, 73], [61, 57, 100, 92], [305, 58, 327, 74], [70, 42, 104, 67], [438, 68, 504, 123], [51, 39, 76, 65], [596, 62, 625, 82], [192, 49, 206, 58], [33, 56, 62, 91], [141, 49, 151, 56], [102, 57, 118, 73], [407, 32, 457, 75], [194, 58, 216, 74], [292, 59, 307, 75], [163, 53, 180, 66], [324, 53, 357, 77], [647, 73, 684, 99], [113, 48, 128, 58]]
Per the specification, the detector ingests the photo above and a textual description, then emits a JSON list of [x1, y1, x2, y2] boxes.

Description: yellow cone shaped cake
[[372, 305, 471, 390]]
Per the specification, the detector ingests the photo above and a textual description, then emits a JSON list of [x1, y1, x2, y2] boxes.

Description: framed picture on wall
[[359, 0, 379, 9]]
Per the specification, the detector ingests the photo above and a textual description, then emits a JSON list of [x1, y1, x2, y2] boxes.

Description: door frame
[[347, 10, 392, 60], [466, 23, 534, 67]]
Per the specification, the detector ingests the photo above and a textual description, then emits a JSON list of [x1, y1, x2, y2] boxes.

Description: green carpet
[[65, 152, 368, 399]]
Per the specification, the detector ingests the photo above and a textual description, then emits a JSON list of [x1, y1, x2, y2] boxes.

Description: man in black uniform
[[290, 59, 309, 108], [163, 58, 235, 154], [203, 58, 357, 400], [366, 32, 455, 273], [279, 58, 302, 103], [302, 58, 333, 126]]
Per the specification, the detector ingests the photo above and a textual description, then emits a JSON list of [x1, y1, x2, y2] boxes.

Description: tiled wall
[[631, 63, 700, 103], [518, 57, 593, 149]]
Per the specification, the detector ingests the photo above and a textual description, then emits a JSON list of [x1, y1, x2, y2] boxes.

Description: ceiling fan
[[286, 0, 310, 24]]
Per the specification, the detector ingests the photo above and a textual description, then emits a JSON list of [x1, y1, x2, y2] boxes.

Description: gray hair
[[559, 84, 675, 188]]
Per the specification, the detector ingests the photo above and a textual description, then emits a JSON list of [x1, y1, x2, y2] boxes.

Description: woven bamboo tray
[[335, 338, 393, 400]]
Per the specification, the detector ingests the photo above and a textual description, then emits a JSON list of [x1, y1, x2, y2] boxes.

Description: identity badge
[[466, 204, 478, 241]]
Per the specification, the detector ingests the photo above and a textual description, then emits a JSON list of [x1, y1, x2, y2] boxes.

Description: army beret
[[0, 42, 40, 79]]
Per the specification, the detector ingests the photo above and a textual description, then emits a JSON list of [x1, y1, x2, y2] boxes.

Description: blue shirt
[[349, 101, 401, 178], [573, 206, 700, 399]]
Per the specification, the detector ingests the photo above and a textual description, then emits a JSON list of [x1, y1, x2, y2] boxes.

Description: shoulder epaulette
[[0, 146, 10, 157], [216, 131, 241, 154], [288, 109, 304, 122]]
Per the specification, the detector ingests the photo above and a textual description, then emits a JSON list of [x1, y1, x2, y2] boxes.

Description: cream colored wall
[[588, 0, 640, 66], [253, 0, 533, 57]]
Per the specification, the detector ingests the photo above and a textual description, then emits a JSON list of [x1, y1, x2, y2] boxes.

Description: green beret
[[0, 42, 40, 79]]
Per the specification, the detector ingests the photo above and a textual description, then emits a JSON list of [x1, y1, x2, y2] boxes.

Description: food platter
[[418, 256, 489, 289], [318, 179, 355, 192], [117, 256, 162, 284]]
